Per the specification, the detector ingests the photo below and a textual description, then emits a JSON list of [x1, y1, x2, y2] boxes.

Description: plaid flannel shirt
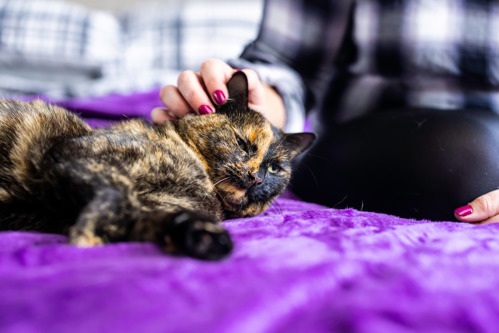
[[230, 0, 499, 132]]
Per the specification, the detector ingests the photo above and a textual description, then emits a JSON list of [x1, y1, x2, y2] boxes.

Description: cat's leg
[[68, 186, 140, 246], [42, 159, 142, 246], [131, 209, 233, 260], [70, 188, 233, 260], [48, 160, 232, 259]]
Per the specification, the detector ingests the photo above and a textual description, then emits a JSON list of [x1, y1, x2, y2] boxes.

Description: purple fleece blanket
[[2, 92, 499, 332]]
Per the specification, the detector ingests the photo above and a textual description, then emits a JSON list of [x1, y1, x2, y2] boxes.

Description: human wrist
[[262, 84, 286, 129]]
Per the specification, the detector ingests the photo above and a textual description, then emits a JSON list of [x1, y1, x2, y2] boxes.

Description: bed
[[2, 87, 499, 333], [2, 1, 499, 332]]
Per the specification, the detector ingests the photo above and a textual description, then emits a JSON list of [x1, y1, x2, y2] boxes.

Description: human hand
[[151, 58, 285, 128], [454, 189, 499, 224]]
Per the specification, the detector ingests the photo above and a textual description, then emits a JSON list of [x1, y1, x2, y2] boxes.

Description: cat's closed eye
[[236, 136, 248, 152]]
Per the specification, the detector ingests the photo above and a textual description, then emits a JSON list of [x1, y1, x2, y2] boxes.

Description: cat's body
[[0, 73, 314, 260]]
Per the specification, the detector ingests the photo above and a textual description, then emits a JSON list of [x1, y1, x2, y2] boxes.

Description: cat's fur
[[0, 72, 314, 260]]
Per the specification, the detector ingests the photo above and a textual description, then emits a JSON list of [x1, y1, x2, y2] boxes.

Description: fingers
[[159, 70, 217, 121], [155, 59, 238, 124], [158, 84, 193, 122], [177, 70, 216, 114], [151, 107, 177, 123], [477, 214, 499, 224], [199, 58, 237, 106], [155, 59, 277, 126], [454, 189, 499, 224]]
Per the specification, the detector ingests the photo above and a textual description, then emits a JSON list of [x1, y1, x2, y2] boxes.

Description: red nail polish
[[455, 205, 473, 217], [198, 105, 213, 115], [213, 90, 226, 105]]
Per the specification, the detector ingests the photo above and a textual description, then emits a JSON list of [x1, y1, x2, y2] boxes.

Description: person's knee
[[420, 111, 499, 204], [291, 109, 499, 220]]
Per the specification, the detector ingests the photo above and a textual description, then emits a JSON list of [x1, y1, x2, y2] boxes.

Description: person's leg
[[291, 108, 499, 221]]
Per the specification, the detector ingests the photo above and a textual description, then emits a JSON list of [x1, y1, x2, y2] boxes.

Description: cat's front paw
[[168, 212, 233, 260]]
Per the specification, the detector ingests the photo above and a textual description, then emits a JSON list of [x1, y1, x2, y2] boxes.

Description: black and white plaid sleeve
[[233, 0, 499, 129], [230, 0, 353, 132]]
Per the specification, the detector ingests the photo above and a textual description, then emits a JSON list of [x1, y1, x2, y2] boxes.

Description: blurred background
[[70, 0, 234, 11], [0, 0, 263, 98], [71, 0, 158, 10]]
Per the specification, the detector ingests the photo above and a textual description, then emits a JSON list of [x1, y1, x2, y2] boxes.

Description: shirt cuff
[[228, 58, 307, 133]]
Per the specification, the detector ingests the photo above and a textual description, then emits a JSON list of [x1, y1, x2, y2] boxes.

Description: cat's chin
[[221, 200, 269, 219], [215, 182, 246, 203], [218, 193, 247, 216], [214, 181, 269, 219], [214, 185, 249, 219], [220, 202, 246, 220], [223, 210, 245, 220]]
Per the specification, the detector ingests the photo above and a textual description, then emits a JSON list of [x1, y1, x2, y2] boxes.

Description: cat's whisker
[[266, 204, 276, 216], [272, 200, 283, 215], [267, 201, 280, 216], [213, 177, 230, 187]]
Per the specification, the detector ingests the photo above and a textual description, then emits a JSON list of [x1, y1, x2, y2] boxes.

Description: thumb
[[454, 189, 499, 223]]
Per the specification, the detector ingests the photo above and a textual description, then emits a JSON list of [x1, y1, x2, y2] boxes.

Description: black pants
[[290, 108, 499, 221]]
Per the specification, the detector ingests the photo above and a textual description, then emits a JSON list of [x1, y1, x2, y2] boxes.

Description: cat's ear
[[226, 71, 249, 109], [283, 132, 316, 159]]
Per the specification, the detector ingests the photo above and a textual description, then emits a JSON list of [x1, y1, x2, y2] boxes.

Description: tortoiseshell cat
[[0, 72, 315, 260]]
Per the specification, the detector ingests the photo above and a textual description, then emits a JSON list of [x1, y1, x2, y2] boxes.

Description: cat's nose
[[249, 173, 263, 186]]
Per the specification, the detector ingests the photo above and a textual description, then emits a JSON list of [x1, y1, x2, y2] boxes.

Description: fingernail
[[198, 104, 213, 115], [455, 205, 473, 217], [213, 90, 226, 105]]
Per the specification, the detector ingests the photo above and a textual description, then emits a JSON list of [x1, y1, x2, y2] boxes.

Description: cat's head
[[182, 72, 315, 219]]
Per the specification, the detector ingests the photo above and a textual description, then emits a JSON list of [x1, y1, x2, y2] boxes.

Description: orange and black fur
[[0, 72, 314, 260]]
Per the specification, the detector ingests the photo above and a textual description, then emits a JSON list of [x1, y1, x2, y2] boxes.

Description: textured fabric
[[2, 197, 499, 333], [2, 91, 498, 333], [53, 89, 162, 126], [233, 0, 499, 130]]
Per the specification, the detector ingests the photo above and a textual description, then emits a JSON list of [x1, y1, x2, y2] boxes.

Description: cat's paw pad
[[68, 228, 104, 247], [169, 212, 233, 260]]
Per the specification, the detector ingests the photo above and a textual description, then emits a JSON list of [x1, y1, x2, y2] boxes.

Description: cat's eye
[[236, 137, 246, 150], [268, 164, 281, 174]]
